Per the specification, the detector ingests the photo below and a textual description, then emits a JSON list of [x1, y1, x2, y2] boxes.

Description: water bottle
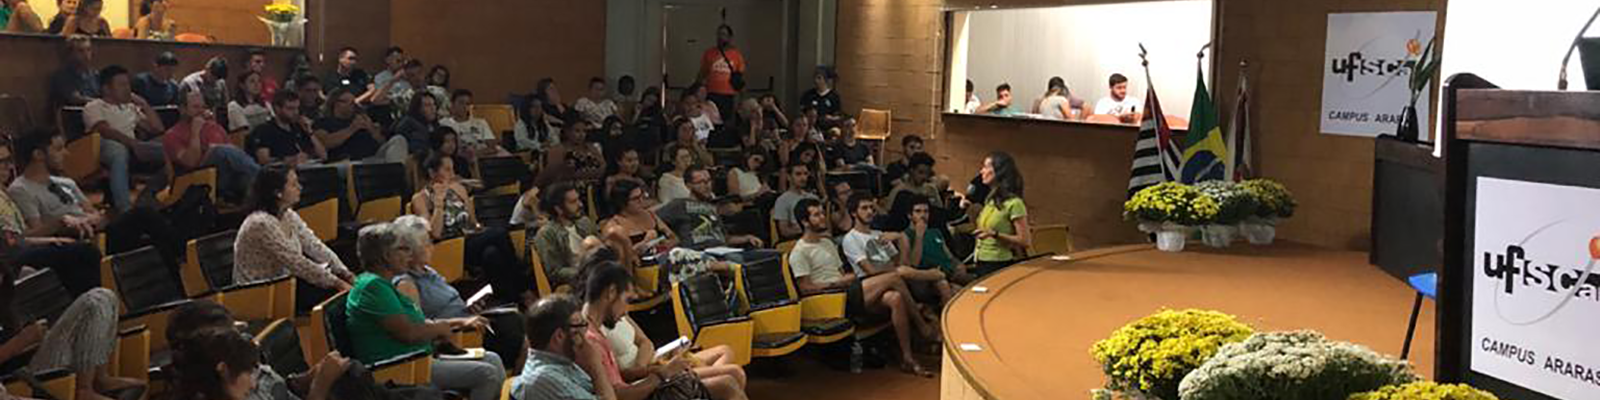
[[849, 341, 864, 374]]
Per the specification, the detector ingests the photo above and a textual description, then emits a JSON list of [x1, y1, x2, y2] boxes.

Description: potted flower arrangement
[[1178, 330, 1418, 400], [1194, 181, 1258, 248], [1125, 182, 1220, 252], [1236, 179, 1295, 245], [1350, 382, 1500, 400], [260, 3, 306, 46], [1090, 309, 1254, 400]]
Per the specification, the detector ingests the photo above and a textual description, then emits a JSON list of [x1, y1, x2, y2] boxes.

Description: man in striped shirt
[[514, 295, 616, 400]]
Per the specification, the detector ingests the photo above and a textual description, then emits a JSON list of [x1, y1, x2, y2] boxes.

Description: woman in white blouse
[[656, 146, 694, 205], [226, 71, 273, 135], [233, 166, 353, 311]]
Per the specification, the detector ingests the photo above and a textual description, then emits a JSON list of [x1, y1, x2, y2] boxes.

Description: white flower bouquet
[[1178, 330, 1418, 400]]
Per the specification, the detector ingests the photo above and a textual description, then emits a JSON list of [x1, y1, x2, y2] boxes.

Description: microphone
[[1557, 6, 1600, 90]]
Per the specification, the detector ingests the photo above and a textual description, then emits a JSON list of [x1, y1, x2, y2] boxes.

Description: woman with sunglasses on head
[[346, 223, 504, 400]]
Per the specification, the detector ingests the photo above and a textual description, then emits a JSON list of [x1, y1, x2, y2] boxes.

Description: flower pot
[[1240, 222, 1276, 245], [1201, 224, 1236, 248], [260, 17, 307, 47], [1156, 228, 1189, 252]]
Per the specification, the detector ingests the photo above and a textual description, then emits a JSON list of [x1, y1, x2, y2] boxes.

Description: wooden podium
[[1439, 74, 1600, 400]]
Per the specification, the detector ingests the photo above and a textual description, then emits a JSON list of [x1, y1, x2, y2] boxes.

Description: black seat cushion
[[258, 321, 311, 376], [473, 194, 520, 229], [295, 166, 345, 208], [801, 317, 853, 337], [113, 246, 186, 313], [13, 269, 74, 323], [476, 156, 527, 190], [353, 162, 408, 203], [752, 332, 805, 349], [321, 292, 355, 356], [194, 230, 238, 290], [740, 259, 790, 310], [680, 274, 735, 327]]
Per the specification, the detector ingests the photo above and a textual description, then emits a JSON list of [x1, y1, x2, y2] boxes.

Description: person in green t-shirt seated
[[904, 195, 972, 291], [345, 222, 506, 400]]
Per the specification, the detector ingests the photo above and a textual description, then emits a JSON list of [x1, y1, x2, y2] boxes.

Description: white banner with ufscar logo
[[1319, 11, 1436, 138], [1473, 177, 1600, 399]]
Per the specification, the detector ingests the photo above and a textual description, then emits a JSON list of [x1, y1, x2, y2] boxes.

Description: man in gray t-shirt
[[8, 175, 91, 229], [771, 163, 819, 239]]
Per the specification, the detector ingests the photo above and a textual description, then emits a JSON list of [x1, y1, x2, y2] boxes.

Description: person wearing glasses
[[7, 129, 183, 273], [513, 294, 614, 400], [0, 132, 103, 296], [657, 166, 763, 251], [346, 223, 504, 400]]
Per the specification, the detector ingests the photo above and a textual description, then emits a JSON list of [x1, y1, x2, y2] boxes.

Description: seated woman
[[0, 269, 144, 400], [410, 153, 528, 305], [656, 147, 694, 206], [166, 301, 351, 400], [534, 111, 605, 188], [235, 167, 354, 312], [227, 71, 273, 135], [132, 0, 176, 40], [346, 223, 504, 400], [429, 128, 473, 179], [510, 95, 556, 153], [601, 180, 677, 295], [604, 146, 647, 199], [169, 328, 261, 400], [727, 150, 773, 203], [392, 92, 444, 156], [51, 0, 109, 36], [391, 215, 527, 370]]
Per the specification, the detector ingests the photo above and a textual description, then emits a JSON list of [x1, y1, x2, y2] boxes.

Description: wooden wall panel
[[389, 0, 608, 104], [161, 0, 274, 45]]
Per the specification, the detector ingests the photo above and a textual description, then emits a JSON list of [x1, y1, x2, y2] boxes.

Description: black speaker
[[1579, 37, 1600, 90]]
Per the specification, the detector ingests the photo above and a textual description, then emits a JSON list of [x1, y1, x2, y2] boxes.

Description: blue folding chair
[[1400, 272, 1436, 360]]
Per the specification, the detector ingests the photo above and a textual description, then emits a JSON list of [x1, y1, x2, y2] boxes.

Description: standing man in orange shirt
[[698, 24, 745, 118]]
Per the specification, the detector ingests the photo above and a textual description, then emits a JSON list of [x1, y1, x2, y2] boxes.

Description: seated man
[[131, 51, 181, 109], [0, 133, 104, 296], [787, 198, 936, 378], [770, 163, 819, 239], [85, 64, 167, 213], [903, 195, 972, 286], [885, 152, 944, 211], [438, 89, 508, 158], [580, 262, 745, 400], [533, 182, 601, 288], [313, 87, 408, 163], [163, 90, 262, 203], [514, 294, 616, 400], [247, 91, 327, 166], [166, 300, 356, 400], [881, 135, 924, 188], [842, 194, 953, 309], [1093, 73, 1140, 124], [656, 166, 763, 250], [8, 129, 183, 275]]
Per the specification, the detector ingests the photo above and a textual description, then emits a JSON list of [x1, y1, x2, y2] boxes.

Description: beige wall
[[837, 0, 1447, 251]]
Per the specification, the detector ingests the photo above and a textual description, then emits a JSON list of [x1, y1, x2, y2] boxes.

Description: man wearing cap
[[180, 57, 229, 112], [133, 51, 181, 108]]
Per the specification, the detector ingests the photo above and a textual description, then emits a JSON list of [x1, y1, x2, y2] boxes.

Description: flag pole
[[1138, 43, 1153, 89]]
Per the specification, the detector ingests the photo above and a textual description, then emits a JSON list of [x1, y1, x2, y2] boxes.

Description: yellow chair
[[431, 236, 467, 282], [529, 246, 558, 297], [2, 369, 76, 400], [731, 262, 806, 358], [471, 104, 517, 142], [297, 198, 340, 243], [668, 274, 754, 366], [182, 229, 236, 298], [1030, 223, 1075, 256], [628, 264, 668, 312], [350, 162, 409, 223], [778, 245, 855, 344], [105, 246, 193, 352], [63, 133, 101, 182], [508, 228, 527, 262], [159, 166, 218, 207], [307, 291, 434, 385], [856, 108, 892, 141], [212, 276, 295, 322]]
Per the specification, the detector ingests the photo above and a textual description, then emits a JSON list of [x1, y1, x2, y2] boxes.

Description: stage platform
[[938, 243, 1437, 400]]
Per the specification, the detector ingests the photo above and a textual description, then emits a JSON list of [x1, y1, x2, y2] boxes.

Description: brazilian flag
[[1180, 68, 1228, 183]]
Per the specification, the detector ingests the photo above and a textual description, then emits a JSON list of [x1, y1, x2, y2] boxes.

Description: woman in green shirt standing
[[346, 222, 506, 400], [971, 152, 1031, 277]]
